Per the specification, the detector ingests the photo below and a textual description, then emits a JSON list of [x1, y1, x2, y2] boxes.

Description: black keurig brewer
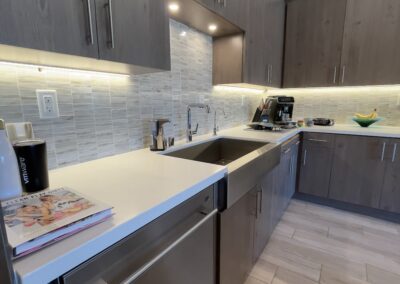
[[13, 139, 49, 193]]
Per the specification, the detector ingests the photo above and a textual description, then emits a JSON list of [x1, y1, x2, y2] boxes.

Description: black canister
[[13, 139, 49, 193]]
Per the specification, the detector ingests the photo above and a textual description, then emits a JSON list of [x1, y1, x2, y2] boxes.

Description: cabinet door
[[254, 170, 275, 261], [283, 0, 347, 87], [95, 0, 170, 70], [329, 135, 387, 208], [264, 0, 286, 87], [380, 140, 400, 213], [0, 0, 98, 58], [196, 0, 216, 10], [288, 139, 300, 199], [270, 146, 291, 228], [220, 188, 256, 284], [298, 133, 335, 198], [245, 0, 285, 86], [340, 0, 400, 86], [213, 0, 249, 30]]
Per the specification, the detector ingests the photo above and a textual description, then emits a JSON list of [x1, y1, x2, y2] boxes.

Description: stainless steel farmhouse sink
[[164, 138, 269, 166], [165, 138, 281, 208]]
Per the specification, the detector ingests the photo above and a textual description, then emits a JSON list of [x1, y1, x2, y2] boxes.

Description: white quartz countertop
[[12, 123, 400, 283], [218, 124, 400, 144], [13, 150, 226, 284]]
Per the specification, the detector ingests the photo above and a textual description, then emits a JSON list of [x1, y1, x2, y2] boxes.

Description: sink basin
[[165, 137, 281, 209], [164, 138, 269, 166]]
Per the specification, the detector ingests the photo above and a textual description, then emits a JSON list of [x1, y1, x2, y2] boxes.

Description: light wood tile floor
[[246, 200, 400, 284]]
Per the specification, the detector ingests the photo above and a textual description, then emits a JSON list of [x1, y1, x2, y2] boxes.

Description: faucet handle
[[193, 123, 199, 134]]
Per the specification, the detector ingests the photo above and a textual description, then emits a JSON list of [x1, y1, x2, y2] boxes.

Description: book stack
[[1, 187, 113, 258]]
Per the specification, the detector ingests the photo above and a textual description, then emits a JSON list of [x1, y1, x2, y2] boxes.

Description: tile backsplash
[[0, 20, 257, 169], [268, 86, 400, 126], [1, 19, 399, 170]]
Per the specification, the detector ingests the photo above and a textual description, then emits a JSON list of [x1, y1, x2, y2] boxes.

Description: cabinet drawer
[[303, 132, 335, 147], [62, 186, 216, 284]]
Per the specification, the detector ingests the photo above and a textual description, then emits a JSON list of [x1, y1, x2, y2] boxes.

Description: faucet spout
[[213, 107, 226, 136], [187, 103, 210, 142]]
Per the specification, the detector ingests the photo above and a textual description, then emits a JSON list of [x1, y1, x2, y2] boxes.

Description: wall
[[2, 20, 399, 170], [267, 86, 400, 126], [0, 20, 257, 169]]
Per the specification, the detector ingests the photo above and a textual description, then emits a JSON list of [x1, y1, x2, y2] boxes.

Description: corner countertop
[[13, 150, 226, 284], [218, 124, 400, 144], [12, 123, 400, 283]]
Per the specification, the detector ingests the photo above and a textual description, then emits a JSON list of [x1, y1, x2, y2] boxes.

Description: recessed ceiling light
[[168, 3, 180, 12], [208, 24, 217, 32], [180, 31, 187, 37]]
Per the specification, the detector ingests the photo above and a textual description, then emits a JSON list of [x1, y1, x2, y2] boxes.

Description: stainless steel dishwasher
[[62, 185, 218, 284]]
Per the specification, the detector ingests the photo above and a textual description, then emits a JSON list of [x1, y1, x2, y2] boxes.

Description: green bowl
[[352, 117, 383, 127]]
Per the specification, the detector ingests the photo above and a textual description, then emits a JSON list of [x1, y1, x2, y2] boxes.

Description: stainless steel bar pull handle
[[381, 142, 386, 162], [303, 149, 307, 166], [120, 209, 218, 284], [265, 64, 270, 84], [333, 66, 337, 84], [392, 143, 397, 162], [269, 65, 273, 84], [341, 66, 346, 84], [84, 0, 94, 45], [104, 0, 115, 49], [307, 138, 328, 143]]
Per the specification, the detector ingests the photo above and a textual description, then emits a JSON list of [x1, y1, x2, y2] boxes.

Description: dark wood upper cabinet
[[0, 0, 170, 73], [283, 0, 347, 88], [328, 135, 387, 209], [214, 0, 285, 86], [245, 0, 285, 87], [95, 0, 170, 70], [213, 0, 249, 30], [0, 0, 99, 58], [195, 0, 248, 30], [284, 0, 400, 87], [196, 0, 216, 9], [380, 139, 400, 213], [340, 0, 400, 86], [298, 133, 335, 198]]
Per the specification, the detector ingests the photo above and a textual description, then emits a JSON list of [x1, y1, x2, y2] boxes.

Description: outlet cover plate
[[36, 90, 60, 119]]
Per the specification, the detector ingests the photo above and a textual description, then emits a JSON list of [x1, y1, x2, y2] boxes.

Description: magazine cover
[[2, 187, 112, 249]]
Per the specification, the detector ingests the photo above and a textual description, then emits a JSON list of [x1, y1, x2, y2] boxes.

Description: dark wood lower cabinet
[[253, 171, 275, 261], [380, 140, 400, 213], [219, 188, 256, 284], [297, 133, 400, 214], [298, 133, 335, 198], [328, 135, 387, 209]]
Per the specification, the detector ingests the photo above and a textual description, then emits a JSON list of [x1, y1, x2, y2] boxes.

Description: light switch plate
[[36, 90, 60, 119]]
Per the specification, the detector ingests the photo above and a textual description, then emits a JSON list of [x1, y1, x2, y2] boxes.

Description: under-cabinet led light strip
[[0, 61, 130, 78]]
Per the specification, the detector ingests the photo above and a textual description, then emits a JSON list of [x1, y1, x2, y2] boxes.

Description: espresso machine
[[150, 119, 171, 151], [249, 96, 296, 130]]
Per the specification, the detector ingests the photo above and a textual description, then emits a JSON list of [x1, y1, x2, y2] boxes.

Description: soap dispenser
[[0, 119, 22, 201]]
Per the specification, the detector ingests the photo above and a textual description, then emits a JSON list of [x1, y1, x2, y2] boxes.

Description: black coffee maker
[[251, 96, 296, 129]]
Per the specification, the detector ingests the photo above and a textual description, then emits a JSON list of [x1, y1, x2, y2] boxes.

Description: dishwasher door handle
[[120, 209, 218, 284]]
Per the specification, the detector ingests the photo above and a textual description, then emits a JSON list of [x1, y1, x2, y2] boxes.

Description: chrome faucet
[[213, 108, 226, 136], [187, 103, 210, 142]]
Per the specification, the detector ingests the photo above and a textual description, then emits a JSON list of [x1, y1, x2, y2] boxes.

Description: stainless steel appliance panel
[[62, 186, 217, 284]]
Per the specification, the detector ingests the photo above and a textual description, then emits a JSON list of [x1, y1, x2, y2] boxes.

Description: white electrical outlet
[[37, 90, 59, 119]]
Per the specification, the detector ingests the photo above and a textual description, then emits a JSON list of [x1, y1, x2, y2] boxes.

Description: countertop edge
[[16, 169, 226, 284]]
